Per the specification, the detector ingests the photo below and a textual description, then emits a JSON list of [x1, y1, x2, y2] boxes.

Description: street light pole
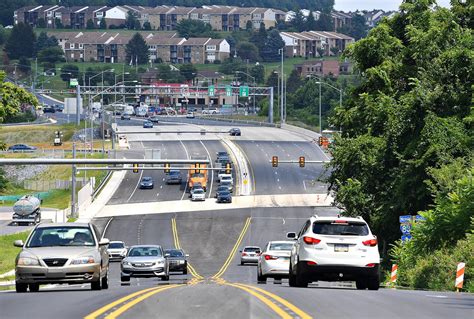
[[319, 81, 321, 134], [279, 48, 284, 124]]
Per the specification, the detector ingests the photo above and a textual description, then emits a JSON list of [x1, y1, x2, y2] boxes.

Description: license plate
[[334, 244, 349, 252]]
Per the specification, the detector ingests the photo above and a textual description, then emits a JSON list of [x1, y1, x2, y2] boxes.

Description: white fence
[[22, 179, 87, 191]]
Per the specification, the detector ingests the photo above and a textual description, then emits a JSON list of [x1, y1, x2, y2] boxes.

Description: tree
[[250, 23, 267, 55], [133, 19, 141, 30], [18, 56, 31, 74], [4, 23, 36, 59], [328, 2, 473, 256], [0, 26, 7, 45], [286, 69, 303, 94], [237, 41, 260, 62], [38, 47, 65, 64], [176, 19, 215, 38], [306, 11, 317, 31], [35, 31, 49, 53], [55, 18, 63, 29], [261, 30, 285, 62], [143, 21, 152, 30], [292, 9, 306, 32], [0, 71, 38, 123], [37, 18, 46, 28], [125, 33, 149, 65], [179, 64, 197, 82], [86, 18, 95, 29], [126, 11, 139, 30], [338, 14, 368, 40], [60, 64, 80, 83], [316, 13, 334, 31], [99, 18, 107, 29], [245, 20, 253, 32], [250, 64, 264, 84]]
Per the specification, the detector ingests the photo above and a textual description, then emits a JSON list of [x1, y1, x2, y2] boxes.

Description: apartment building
[[280, 31, 354, 57], [294, 60, 352, 77]]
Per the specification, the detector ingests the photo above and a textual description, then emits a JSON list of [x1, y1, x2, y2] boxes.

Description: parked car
[[216, 191, 232, 203], [257, 241, 294, 282], [13, 222, 110, 292], [121, 245, 169, 282], [139, 177, 154, 189], [240, 246, 261, 265], [164, 249, 188, 274], [287, 215, 380, 290], [191, 188, 206, 201], [229, 128, 241, 136], [121, 114, 131, 120], [143, 121, 153, 128], [8, 144, 37, 152], [42, 106, 56, 113], [186, 112, 195, 119], [166, 170, 182, 185], [107, 241, 128, 261]]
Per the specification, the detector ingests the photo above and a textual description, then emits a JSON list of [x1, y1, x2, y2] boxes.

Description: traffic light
[[133, 163, 139, 173], [318, 136, 323, 146], [272, 156, 278, 167], [225, 163, 231, 174], [299, 156, 305, 168], [164, 163, 171, 174]]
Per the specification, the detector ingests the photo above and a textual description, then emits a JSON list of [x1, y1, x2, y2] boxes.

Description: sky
[[334, 0, 452, 11]]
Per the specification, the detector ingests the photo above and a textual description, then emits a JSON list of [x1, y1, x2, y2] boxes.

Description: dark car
[[139, 176, 154, 189], [166, 170, 182, 185], [53, 104, 64, 112], [217, 157, 232, 166], [43, 105, 56, 113], [219, 181, 233, 193], [216, 151, 228, 158], [217, 191, 232, 203], [143, 121, 153, 128], [214, 185, 229, 198], [149, 116, 160, 123], [164, 249, 188, 274], [8, 144, 37, 152], [229, 128, 241, 136], [121, 114, 131, 120]]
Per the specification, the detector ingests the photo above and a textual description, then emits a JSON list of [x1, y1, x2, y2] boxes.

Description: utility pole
[[280, 48, 284, 124], [76, 84, 81, 125], [269, 87, 274, 124], [71, 143, 77, 218], [319, 81, 322, 134]]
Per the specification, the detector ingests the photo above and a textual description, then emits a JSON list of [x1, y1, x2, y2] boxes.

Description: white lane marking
[[278, 186, 282, 190], [162, 178, 165, 181], [274, 171, 278, 175], [199, 140, 214, 198], [303, 180, 307, 190], [426, 295, 448, 298], [101, 217, 114, 239], [156, 193, 160, 197], [282, 218, 286, 225], [277, 178, 280, 182], [179, 140, 190, 201], [160, 185, 163, 189], [127, 154, 145, 203]]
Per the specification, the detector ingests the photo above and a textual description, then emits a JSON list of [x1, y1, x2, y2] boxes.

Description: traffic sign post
[[208, 85, 215, 97], [239, 86, 249, 97]]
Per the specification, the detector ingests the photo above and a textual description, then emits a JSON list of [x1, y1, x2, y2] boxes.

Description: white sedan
[[257, 241, 294, 282], [191, 189, 206, 201]]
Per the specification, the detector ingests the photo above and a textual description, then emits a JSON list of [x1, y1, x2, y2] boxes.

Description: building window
[[79, 43, 83, 49], [69, 43, 74, 49], [71, 53, 74, 58], [206, 45, 216, 51]]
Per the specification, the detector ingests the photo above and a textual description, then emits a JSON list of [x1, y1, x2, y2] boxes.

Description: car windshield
[[244, 247, 260, 252], [165, 250, 184, 257], [312, 221, 369, 236], [109, 242, 125, 249], [169, 171, 180, 176], [142, 177, 152, 181], [269, 243, 294, 251], [128, 246, 162, 257], [27, 227, 96, 247], [222, 176, 231, 180], [194, 190, 204, 194], [219, 192, 230, 196]]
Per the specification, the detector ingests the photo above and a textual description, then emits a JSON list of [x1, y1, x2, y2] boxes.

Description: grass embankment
[[0, 231, 31, 278]]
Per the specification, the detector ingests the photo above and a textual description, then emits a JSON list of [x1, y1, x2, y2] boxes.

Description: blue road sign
[[401, 234, 412, 242], [415, 215, 426, 222], [399, 215, 412, 223], [400, 224, 412, 234]]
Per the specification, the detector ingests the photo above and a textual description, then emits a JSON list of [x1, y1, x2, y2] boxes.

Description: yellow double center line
[[84, 284, 184, 319], [216, 279, 312, 319], [171, 218, 204, 280], [212, 217, 252, 279]]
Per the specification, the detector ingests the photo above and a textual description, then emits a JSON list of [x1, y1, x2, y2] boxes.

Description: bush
[[213, 59, 221, 64]]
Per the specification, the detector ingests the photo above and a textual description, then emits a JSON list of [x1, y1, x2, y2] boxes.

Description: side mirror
[[165, 253, 170, 257], [99, 238, 110, 246], [239, 250, 242, 253], [286, 232, 297, 240], [14, 240, 24, 247]]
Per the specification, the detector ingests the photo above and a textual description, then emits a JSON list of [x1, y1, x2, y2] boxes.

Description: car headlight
[[71, 256, 95, 265], [179, 260, 185, 264], [17, 256, 40, 266], [122, 261, 132, 266], [156, 260, 165, 265]]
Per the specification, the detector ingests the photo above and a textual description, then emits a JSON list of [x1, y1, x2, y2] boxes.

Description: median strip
[[171, 218, 204, 280], [212, 217, 252, 279]]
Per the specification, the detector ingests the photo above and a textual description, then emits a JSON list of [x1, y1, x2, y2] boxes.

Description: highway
[[1, 119, 472, 319]]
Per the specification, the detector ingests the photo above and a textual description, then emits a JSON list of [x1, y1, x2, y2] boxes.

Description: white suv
[[287, 215, 380, 290]]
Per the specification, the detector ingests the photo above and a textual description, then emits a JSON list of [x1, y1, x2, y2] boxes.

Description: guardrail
[[196, 115, 280, 128]]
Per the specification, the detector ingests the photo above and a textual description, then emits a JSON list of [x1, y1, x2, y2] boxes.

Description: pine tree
[[126, 33, 149, 65]]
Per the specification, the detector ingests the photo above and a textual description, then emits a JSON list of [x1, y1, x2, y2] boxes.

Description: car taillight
[[365, 263, 376, 267], [303, 236, 321, 245], [362, 238, 378, 247], [307, 261, 317, 265], [264, 255, 277, 260], [241, 252, 247, 256]]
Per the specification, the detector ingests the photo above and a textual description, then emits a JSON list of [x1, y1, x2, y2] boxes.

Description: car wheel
[[101, 271, 109, 289], [367, 276, 380, 291], [162, 275, 170, 281], [240, 261, 244, 266], [28, 283, 39, 292], [91, 278, 102, 290], [257, 269, 267, 283], [356, 279, 367, 290], [121, 276, 130, 282], [16, 282, 28, 293], [289, 264, 297, 287], [183, 266, 188, 275], [294, 262, 308, 288]]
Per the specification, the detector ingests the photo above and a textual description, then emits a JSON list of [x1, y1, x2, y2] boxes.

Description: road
[[1, 119, 472, 319]]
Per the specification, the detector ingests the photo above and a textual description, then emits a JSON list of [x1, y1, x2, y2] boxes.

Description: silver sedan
[[121, 245, 169, 282], [257, 241, 294, 282]]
